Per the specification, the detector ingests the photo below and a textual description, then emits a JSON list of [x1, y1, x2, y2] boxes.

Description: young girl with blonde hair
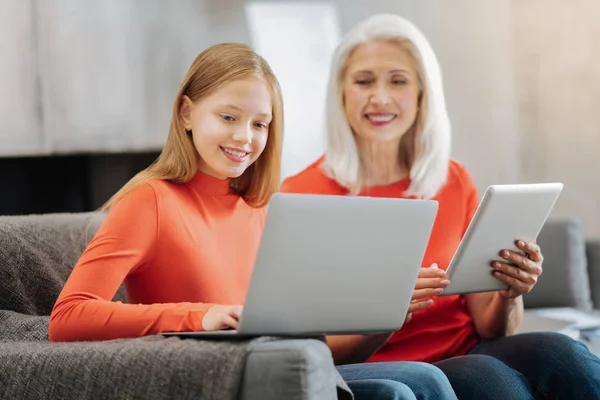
[[49, 42, 456, 400]]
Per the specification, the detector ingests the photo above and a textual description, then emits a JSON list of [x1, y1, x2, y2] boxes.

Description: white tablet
[[441, 183, 563, 296]]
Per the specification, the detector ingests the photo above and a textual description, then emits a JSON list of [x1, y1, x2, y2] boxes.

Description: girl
[[49, 42, 456, 400]]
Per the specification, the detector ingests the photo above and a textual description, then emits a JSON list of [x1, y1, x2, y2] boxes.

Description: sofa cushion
[[0, 212, 127, 317], [523, 218, 593, 311]]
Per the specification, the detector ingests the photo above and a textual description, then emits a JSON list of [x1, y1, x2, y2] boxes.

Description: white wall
[[246, 1, 341, 179], [513, 0, 600, 237], [0, 0, 43, 155], [1, 0, 598, 235]]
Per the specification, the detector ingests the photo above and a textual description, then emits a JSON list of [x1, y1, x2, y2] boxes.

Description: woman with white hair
[[281, 13, 600, 399]]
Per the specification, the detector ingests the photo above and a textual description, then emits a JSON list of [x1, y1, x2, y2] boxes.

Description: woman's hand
[[202, 305, 243, 331], [405, 264, 450, 322], [492, 240, 544, 299]]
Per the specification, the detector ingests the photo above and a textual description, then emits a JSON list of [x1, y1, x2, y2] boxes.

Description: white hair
[[322, 14, 451, 199]]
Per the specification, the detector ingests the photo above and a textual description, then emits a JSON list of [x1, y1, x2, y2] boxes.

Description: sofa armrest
[[241, 339, 338, 400], [0, 334, 341, 400], [0, 336, 249, 399], [524, 218, 593, 311], [586, 239, 600, 309]]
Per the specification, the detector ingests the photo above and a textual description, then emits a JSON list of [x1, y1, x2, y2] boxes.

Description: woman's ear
[[179, 95, 193, 130]]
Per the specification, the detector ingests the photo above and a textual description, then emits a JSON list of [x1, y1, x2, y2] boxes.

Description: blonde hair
[[323, 14, 451, 199], [101, 43, 283, 210]]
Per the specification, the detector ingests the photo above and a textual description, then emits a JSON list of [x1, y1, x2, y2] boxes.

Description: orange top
[[49, 172, 266, 342], [280, 157, 481, 363]]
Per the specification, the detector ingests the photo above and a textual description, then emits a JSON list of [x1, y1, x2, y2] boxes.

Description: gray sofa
[[0, 212, 596, 399], [523, 218, 600, 312], [0, 212, 351, 400], [520, 218, 600, 346]]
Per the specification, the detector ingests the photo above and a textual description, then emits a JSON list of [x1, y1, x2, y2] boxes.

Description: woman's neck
[[357, 140, 408, 187]]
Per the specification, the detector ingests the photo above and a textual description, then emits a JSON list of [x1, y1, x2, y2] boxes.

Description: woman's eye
[[221, 115, 235, 122], [393, 80, 407, 85], [356, 80, 372, 85]]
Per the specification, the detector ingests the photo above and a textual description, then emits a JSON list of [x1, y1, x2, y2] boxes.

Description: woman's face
[[342, 39, 421, 147], [180, 78, 272, 180]]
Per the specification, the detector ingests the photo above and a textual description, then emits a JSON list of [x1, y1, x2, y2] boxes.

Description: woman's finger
[[412, 287, 445, 299], [516, 240, 544, 263], [492, 261, 538, 285], [418, 267, 447, 279], [414, 277, 450, 290], [499, 250, 542, 276], [492, 270, 532, 295], [408, 299, 433, 314]]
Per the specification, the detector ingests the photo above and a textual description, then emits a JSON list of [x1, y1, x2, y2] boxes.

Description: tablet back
[[442, 183, 563, 296]]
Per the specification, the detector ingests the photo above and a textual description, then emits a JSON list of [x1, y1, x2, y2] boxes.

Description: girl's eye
[[221, 115, 235, 122], [356, 80, 372, 85], [254, 122, 268, 130], [392, 80, 407, 85]]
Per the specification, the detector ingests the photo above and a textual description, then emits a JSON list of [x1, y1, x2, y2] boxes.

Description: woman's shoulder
[[437, 159, 477, 197], [446, 159, 475, 184], [280, 156, 342, 194]]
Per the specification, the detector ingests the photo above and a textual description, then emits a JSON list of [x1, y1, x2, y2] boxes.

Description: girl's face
[[180, 78, 273, 180]]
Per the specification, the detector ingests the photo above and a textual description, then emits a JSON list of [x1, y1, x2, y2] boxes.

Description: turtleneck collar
[[186, 171, 231, 196]]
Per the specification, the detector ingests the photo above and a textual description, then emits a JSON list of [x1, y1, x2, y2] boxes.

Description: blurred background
[[1, 0, 598, 238]]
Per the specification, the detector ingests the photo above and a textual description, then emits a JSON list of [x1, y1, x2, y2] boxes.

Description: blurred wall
[[0, 0, 598, 236], [513, 0, 600, 236]]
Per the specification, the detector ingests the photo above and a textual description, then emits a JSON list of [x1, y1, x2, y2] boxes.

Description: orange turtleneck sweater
[[49, 172, 266, 342]]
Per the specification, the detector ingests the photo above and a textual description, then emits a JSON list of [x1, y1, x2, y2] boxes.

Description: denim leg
[[434, 354, 533, 400], [468, 332, 600, 400], [337, 361, 458, 400], [347, 379, 416, 400]]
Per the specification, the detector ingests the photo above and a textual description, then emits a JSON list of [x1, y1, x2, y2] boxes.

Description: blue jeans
[[338, 361, 458, 400], [434, 332, 600, 400]]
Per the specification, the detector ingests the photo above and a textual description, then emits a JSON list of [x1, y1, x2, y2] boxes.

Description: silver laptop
[[162, 193, 438, 338]]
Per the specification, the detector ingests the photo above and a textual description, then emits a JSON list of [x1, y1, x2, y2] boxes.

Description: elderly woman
[[281, 13, 600, 400]]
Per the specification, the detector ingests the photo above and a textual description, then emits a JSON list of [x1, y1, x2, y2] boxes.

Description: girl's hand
[[202, 305, 243, 331]]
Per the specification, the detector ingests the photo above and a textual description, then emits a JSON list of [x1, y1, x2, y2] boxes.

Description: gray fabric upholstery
[[0, 335, 252, 400], [523, 218, 593, 311], [241, 339, 341, 400], [0, 211, 126, 316], [0, 311, 49, 342], [0, 212, 351, 399], [586, 240, 600, 309]]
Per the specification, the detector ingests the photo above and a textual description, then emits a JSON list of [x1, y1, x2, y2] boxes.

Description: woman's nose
[[369, 84, 392, 105]]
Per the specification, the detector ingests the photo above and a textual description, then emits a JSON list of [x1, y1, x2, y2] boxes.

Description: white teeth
[[367, 115, 395, 122], [223, 148, 248, 157]]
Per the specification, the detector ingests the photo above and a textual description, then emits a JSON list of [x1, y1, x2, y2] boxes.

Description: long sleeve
[[49, 183, 211, 342]]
